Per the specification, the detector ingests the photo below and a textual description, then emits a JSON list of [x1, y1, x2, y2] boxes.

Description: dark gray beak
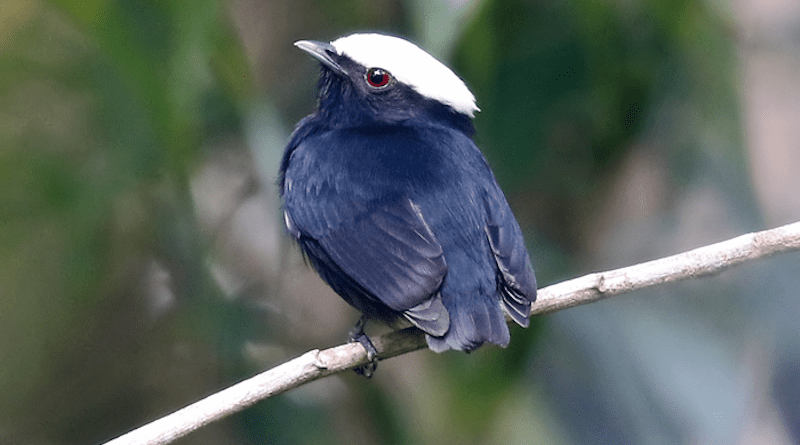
[[294, 40, 346, 76]]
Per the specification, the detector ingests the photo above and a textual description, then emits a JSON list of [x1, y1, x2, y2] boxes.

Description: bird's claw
[[349, 316, 379, 377]]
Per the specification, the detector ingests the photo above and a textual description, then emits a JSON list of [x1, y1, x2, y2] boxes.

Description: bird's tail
[[425, 293, 510, 352]]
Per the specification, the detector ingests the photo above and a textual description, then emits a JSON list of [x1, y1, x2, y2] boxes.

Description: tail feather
[[425, 295, 509, 352]]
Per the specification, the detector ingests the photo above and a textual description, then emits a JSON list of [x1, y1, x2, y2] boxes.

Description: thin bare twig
[[103, 220, 800, 445]]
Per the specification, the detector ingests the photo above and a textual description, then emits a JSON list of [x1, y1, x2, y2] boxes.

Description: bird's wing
[[483, 187, 537, 326], [285, 195, 450, 335]]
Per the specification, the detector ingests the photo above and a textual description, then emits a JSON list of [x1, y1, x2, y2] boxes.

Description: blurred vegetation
[[1, 0, 798, 444]]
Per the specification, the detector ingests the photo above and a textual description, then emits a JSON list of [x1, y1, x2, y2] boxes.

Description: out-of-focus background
[[1, 0, 799, 443]]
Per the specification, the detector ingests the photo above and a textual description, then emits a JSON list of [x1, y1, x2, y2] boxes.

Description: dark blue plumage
[[280, 33, 536, 354]]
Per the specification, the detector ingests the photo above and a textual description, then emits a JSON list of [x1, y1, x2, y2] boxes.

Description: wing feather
[[316, 197, 447, 310], [287, 194, 450, 334], [484, 190, 537, 326]]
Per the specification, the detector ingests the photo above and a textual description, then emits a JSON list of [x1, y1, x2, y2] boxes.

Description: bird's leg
[[349, 315, 379, 378]]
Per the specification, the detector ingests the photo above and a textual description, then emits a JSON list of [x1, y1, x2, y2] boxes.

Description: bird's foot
[[349, 316, 378, 378]]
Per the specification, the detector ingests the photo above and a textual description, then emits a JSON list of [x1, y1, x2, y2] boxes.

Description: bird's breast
[[301, 125, 455, 195]]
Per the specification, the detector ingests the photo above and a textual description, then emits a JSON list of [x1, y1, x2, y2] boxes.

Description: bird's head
[[295, 33, 479, 132]]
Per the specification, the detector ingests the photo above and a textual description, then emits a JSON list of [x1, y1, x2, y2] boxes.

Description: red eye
[[366, 68, 391, 88]]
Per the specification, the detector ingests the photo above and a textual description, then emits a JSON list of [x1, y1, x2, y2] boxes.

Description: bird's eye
[[365, 68, 392, 88]]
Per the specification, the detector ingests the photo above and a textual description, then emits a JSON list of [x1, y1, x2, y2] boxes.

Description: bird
[[279, 33, 537, 372]]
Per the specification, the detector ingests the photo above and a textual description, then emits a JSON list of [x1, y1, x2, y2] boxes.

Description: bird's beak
[[294, 40, 347, 76]]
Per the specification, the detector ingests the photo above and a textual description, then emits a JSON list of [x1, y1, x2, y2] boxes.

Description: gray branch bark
[[104, 220, 800, 445]]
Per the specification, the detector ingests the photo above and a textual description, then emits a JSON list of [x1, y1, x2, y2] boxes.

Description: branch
[[103, 221, 800, 445]]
